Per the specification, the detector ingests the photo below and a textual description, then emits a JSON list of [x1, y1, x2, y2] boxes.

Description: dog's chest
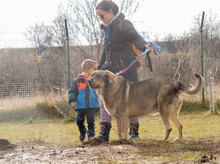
[[103, 102, 117, 115]]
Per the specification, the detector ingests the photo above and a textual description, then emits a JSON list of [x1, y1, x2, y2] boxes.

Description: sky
[[134, 0, 220, 39], [0, 0, 219, 48]]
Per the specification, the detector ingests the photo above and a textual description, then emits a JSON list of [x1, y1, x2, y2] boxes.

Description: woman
[[96, 0, 149, 141]]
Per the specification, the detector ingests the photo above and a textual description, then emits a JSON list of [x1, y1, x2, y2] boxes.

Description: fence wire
[[0, 47, 67, 98], [0, 30, 219, 104]]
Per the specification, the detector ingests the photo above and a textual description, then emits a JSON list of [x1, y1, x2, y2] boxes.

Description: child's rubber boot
[[79, 127, 87, 141], [87, 130, 95, 141]]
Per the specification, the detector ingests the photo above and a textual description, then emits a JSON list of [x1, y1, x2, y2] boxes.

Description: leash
[[116, 42, 162, 75]]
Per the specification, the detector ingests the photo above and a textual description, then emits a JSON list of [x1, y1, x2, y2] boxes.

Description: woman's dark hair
[[96, 0, 119, 15]]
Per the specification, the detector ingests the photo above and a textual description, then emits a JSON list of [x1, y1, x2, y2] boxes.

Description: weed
[[26, 118, 34, 124], [63, 117, 75, 123], [181, 100, 209, 113]]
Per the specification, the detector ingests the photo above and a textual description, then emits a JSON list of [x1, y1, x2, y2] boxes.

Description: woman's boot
[[128, 123, 140, 140], [96, 121, 112, 141]]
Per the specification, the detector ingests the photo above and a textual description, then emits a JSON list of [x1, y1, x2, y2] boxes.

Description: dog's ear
[[104, 70, 116, 84], [104, 74, 109, 88]]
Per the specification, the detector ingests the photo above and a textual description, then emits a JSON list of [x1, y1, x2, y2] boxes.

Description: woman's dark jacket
[[98, 13, 147, 81]]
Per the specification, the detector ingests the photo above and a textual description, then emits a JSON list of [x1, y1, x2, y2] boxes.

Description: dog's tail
[[178, 74, 204, 95]]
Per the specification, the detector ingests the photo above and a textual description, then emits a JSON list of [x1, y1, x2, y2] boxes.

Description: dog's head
[[88, 70, 116, 90]]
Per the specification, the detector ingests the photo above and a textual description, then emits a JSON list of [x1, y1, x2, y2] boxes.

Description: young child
[[69, 59, 100, 141]]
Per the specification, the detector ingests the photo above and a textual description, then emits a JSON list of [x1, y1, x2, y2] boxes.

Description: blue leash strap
[[116, 42, 162, 75]]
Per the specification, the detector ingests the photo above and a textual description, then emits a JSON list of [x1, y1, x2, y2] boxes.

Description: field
[[0, 99, 220, 163]]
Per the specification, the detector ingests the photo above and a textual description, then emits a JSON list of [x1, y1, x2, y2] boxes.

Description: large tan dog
[[88, 70, 203, 141]]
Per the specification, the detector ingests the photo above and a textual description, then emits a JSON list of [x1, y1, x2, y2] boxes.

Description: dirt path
[[0, 142, 151, 163], [0, 140, 220, 163]]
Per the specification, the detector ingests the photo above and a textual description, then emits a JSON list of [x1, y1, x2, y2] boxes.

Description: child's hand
[[71, 102, 76, 108]]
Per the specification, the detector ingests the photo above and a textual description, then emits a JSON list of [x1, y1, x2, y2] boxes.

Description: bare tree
[[26, 0, 140, 59], [65, 0, 140, 61], [25, 0, 141, 91], [25, 23, 54, 55], [190, 11, 220, 81], [141, 11, 220, 95], [51, 10, 67, 54]]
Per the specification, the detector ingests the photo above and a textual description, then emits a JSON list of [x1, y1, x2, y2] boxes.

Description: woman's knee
[[129, 117, 139, 124]]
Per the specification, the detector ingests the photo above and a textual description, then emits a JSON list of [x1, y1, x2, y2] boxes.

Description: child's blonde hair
[[81, 59, 97, 72]]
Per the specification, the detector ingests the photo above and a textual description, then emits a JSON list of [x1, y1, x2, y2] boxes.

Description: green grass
[[0, 99, 219, 162], [0, 112, 220, 162], [0, 110, 219, 143], [136, 113, 220, 162], [0, 119, 75, 145], [0, 100, 219, 142], [181, 100, 209, 113]]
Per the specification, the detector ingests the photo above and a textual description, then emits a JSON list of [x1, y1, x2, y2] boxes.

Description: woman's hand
[[145, 44, 152, 52]]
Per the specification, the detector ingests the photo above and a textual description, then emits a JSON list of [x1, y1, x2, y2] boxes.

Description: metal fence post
[[65, 19, 71, 89], [200, 11, 205, 103]]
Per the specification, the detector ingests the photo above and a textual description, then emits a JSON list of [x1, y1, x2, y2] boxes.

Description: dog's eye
[[96, 74, 101, 78]]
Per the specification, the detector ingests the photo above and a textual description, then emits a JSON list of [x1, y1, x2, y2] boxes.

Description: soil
[[0, 139, 220, 163], [0, 139, 16, 151], [0, 141, 149, 164]]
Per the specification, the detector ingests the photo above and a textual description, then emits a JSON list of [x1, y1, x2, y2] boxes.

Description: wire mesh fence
[[0, 41, 98, 99], [0, 27, 219, 112], [0, 48, 65, 98], [0, 45, 220, 99]]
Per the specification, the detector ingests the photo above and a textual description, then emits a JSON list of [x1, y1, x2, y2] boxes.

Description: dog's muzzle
[[87, 79, 93, 87], [88, 79, 100, 89]]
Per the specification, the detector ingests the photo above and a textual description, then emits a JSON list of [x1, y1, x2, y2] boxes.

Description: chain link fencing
[[0, 27, 219, 113]]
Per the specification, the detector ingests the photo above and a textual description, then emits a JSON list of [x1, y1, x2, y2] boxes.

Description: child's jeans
[[76, 109, 97, 131]]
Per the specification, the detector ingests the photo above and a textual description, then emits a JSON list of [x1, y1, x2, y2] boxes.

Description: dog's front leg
[[120, 116, 129, 140], [116, 117, 122, 140]]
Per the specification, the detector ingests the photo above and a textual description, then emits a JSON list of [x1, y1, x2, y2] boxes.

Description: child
[[69, 59, 100, 141]]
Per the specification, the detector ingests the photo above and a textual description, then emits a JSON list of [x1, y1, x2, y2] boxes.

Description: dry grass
[[0, 96, 44, 111], [0, 96, 219, 162], [0, 94, 68, 111], [0, 111, 220, 162], [0, 94, 71, 122]]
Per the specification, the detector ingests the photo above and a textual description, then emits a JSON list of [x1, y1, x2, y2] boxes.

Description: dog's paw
[[173, 138, 183, 142], [159, 139, 169, 143]]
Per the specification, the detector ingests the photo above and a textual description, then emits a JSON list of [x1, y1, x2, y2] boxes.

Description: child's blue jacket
[[68, 74, 100, 110]]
